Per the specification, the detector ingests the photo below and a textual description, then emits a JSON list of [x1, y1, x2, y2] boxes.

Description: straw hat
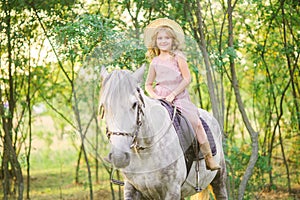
[[144, 18, 185, 48]]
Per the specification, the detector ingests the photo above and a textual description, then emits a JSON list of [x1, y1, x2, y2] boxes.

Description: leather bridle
[[104, 87, 146, 151]]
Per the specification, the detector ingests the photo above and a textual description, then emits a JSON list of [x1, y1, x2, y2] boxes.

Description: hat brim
[[144, 18, 184, 48]]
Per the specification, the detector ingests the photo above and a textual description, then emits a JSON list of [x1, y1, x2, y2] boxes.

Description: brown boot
[[200, 142, 221, 171]]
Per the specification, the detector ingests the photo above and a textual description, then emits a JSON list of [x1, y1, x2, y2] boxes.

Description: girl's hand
[[165, 92, 176, 103]]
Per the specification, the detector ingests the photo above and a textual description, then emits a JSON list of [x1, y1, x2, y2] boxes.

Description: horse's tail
[[191, 185, 215, 200]]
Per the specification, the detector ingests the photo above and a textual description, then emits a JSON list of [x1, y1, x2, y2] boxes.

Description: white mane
[[100, 70, 138, 109]]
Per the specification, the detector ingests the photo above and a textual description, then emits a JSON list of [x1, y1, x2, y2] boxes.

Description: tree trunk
[[33, 8, 94, 199], [75, 144, 83, 184], [279, 0, 295, 192], [26, 44, 33, 200], [280, 0, 300, 131], [194, 0, 223, 127], [0, 3, 24, 199], [227, 0, 259, 199]]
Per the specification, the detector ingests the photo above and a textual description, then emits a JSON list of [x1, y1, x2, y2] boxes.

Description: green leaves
[[54, 14, 114, 59]]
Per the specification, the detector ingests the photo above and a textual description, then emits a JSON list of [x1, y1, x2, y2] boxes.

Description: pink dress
[[151, 55, 200, 126]]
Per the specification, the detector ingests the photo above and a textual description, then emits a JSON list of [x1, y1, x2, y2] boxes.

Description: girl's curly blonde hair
[[146, 26, 184, 60]]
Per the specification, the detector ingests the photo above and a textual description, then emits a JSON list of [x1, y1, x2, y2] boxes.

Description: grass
[[1, 130, 299, 200], [27, 166, 112, 200], [1, 142, 114, 200], [26, 146, 114, 200]]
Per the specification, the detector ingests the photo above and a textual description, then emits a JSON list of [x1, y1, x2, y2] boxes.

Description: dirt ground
[[190, 185, 300, 200]]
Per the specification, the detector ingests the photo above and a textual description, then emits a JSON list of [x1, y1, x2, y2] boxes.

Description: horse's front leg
[[124, 181, 143, 200], [164, 184, 181, 200]]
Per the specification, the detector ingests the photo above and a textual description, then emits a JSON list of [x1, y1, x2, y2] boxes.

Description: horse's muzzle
[[109, 151, 130, 168]]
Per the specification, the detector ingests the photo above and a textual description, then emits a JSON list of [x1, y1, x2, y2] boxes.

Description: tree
[[1, 0, 299, 199], [0, 0, 75, 198], [226, 1, 259, 198]]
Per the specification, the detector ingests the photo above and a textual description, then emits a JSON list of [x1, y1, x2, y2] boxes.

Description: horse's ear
[[100, 66, 109, 80], [132, 64, 146, 83]]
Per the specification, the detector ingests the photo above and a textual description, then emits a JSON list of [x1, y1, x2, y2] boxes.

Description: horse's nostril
[[109, 151, 131, 168], [125, 152, 130, 160]]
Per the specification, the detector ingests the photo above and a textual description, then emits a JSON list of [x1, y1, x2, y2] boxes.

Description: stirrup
[[195, 186, 202, 192]]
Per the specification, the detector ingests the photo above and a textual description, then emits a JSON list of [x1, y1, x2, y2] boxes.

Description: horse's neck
[[123, 97, 184, 173], [144, 98, 168, 126], [140, 98, 173, 145]]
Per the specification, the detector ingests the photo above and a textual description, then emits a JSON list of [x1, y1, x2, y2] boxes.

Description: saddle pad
[[160, 100, 217, 173]]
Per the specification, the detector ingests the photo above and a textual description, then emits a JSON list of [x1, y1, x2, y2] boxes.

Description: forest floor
[[19, 161, 300, 200], [257, 186, 300, 200], [25, 152, 300, 200], [5, 169, 299, 200], [191, 185, 300, 200], [20, 173, 300, 200], [24, 132, 300, 200], [2, 115, 298, 200], [2, 152, 299, 200]]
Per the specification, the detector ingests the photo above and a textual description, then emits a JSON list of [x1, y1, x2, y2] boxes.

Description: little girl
[[144, 18, 220, 171]]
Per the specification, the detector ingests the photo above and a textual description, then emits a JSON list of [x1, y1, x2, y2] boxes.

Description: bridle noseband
[[104, 87, 146, 151]]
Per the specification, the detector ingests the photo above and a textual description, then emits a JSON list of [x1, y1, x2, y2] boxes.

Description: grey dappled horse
[[99, 66, 227, 200]]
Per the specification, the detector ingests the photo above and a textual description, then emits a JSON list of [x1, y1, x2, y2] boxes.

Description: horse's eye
[[132, 102, 138, 110]]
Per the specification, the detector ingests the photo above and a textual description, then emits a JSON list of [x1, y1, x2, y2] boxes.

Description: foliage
[[53, 14, 115, 61], [0, 0, 299, 199]]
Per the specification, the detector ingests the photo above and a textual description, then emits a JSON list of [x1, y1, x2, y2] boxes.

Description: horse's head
[[99, 66, 145, 168]]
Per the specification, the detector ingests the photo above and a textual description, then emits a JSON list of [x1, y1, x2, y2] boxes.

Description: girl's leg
[[189, 115, 221, 171]]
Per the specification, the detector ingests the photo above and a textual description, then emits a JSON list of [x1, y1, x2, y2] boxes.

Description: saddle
[[160, 100, 217, 175]]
